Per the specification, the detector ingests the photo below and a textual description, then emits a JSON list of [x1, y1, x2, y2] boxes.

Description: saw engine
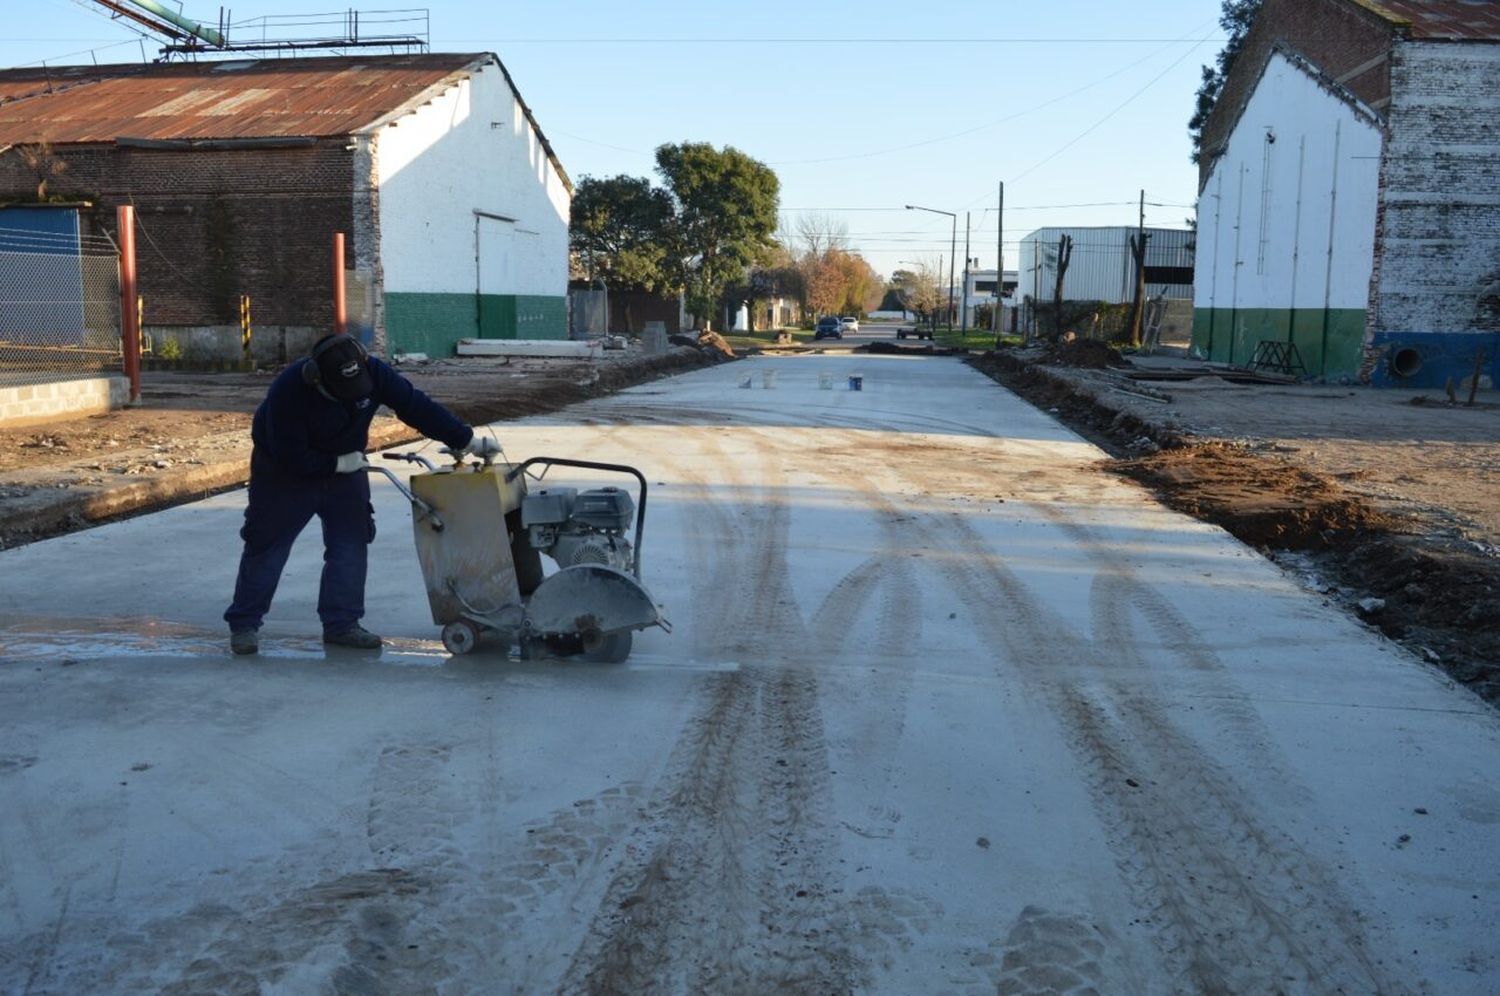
[[521, 485, 635, 571]]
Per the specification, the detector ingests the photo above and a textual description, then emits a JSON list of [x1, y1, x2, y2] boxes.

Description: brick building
[[1191, 0, 1500, 385], [0, 53, 572, 363]]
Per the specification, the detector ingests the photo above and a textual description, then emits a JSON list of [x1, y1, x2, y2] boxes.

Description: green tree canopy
[[569, 174, 674, 291], [1188, 0, 1263, 164], [654, 142, 781, 323]]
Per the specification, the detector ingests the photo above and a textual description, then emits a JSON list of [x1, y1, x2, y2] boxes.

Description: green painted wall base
[[1191, 307, 1365, 379], [384, 292, 567, 357]]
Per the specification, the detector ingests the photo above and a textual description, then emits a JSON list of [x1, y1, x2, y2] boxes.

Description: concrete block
[[456, 339, 601, 359], [0, 376, 131, 426]]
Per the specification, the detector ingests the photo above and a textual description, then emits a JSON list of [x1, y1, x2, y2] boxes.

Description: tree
[[655, 142, 781, 326], [791, 212, 849, 258], [1188, 0, 1263, 164], [569, 174, 674, 291], [803, 251, 847, 319], [892, 259, 944, 327], [15, 143, 68, 201], [1052, 234, 1074, 338]]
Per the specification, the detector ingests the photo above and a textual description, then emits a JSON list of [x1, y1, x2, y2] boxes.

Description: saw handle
[[368, 463, 444, 532], [506, 457, 648, 577], [383, 451, 440, 472]]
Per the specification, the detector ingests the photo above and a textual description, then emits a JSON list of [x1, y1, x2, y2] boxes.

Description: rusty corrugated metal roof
[[0, 53, 487, 144], [1357, 0, 1500, 40]]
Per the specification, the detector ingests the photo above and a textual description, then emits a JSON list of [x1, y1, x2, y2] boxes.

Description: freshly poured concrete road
[[2, 356, 1497, 994]]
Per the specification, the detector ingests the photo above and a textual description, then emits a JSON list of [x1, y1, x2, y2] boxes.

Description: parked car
[[814, 316, 843, 340], [839, 316, 860, 334]]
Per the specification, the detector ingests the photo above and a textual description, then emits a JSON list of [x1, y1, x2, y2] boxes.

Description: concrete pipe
[[1389, 346, 1423, 379]]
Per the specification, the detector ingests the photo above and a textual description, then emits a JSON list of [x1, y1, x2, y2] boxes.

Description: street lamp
[[906, 204, 957, 331]]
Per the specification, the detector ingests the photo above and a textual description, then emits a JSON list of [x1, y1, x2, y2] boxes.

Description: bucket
[[818, 371, 833, 390], [762, 369, 778, 389], [848, 375, 863, 391]]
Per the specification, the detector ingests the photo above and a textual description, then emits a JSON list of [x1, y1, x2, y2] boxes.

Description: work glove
[[465, 436, 502, 459], [335, 451, 369, 473]]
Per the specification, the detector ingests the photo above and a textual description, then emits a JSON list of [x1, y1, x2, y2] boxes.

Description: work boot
[[323, 624, 383, 650], [230, 629, 259, 655]]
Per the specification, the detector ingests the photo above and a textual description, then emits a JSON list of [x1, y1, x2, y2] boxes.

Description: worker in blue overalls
[[224, 333, 499, 655]]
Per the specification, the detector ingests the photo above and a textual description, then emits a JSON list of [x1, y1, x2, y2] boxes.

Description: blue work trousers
[[224, 455, 374, 634]]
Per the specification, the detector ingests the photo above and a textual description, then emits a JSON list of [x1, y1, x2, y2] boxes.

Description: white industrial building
[[1192, 0, 1500, 384], [372, 55, 573, 355], [1016, 226, 1195, 309]]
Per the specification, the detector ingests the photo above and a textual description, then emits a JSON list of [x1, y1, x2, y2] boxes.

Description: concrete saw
[[371, 447, 670, 662]]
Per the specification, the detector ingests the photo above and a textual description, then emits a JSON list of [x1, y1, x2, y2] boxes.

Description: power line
[[768, 27, 1213, 167], [449, 37, 1226, 45], [1006, 28, 1218, 186], [780, 201, 1195, 213]]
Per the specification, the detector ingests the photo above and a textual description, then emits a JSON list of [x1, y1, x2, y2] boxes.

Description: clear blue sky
[[9, 0, 1225, 278]]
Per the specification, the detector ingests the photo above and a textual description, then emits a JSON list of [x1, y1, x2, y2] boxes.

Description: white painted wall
[[1375, 41, 1500, 333], [1194, 51, 1383, 315], [373, 58, 570, 299]]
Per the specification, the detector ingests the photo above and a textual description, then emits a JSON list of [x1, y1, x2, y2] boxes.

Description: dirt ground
[[0, 346, 718, 547], [3, 341, 1496, 702], [972, 347, 1500, 703]]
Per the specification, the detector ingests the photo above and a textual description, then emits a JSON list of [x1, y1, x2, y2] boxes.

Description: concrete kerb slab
[[0, 348, 728, 550], [0, 420, 420, 549]]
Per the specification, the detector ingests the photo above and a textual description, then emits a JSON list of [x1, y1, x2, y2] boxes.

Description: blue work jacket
[[250, 356, 474, 478]]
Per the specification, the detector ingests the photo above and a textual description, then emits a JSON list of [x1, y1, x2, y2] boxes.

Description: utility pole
[[908, 204, 958, 332], [994, 181, 1004, 337], [1127, 188, 1150, 346], [947, 214, 957, 329], [961, 212, 971, 332]]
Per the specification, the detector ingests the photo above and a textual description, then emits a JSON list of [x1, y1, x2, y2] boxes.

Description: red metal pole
[[117, 204, 141, 403], [333, 231, 347, 337]]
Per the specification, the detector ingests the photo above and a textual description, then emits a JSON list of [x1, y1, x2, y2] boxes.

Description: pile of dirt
[[1040, 337, 1126, 369], [969, 347, 1500, 705], [1117, 444, 1392, 550], [858, 342, 964, 356]]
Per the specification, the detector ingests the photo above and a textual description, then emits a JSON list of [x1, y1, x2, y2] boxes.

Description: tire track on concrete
[[55, 740, 466, 993], [560, 431, 855, 992], [871, 437, 1317, 804], [727, 429, 1006, 990], [937, 515, 1406, 993], [1052, 507, 1317, 810], [806, 440, 1410, 993], [1084, 571, 1396, 993]]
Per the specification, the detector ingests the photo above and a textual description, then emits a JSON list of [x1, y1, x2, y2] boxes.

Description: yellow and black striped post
[[240, 295, 252, 366]]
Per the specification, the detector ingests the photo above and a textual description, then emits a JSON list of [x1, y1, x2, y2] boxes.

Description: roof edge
[[1198, 42, 1385, 195], [1345, 0, 1413, 34], [357, 52, 572, 197]]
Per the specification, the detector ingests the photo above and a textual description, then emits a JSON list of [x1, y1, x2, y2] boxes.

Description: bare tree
[[894, 257, 945, 328], [1125, 231, 1151, 346], [793, 213, 850, 259], [16, 143, 67, 201], [1052, 234, 1074, 338]]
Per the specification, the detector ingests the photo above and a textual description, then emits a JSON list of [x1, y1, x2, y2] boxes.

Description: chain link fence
[[0, 222, 122, 388]]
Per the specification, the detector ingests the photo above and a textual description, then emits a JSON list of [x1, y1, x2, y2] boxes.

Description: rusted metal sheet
[[0, 54, 484, 145], [1368, 0, 1500, 41]]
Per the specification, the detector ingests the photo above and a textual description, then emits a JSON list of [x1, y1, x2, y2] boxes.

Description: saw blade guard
[[524, 563, 670, 643]]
